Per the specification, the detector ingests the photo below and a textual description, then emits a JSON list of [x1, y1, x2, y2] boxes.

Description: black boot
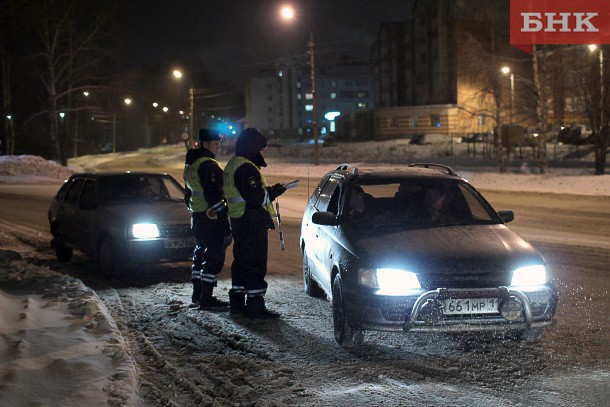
[[191, 281, 202, 304], [199, 283, 229, 311], [229, 289, 247, 315], [246, 295, 280, 320]]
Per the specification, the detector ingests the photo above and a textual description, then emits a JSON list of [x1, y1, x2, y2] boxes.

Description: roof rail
[[408, 163, 458, 176], [336, 163, 359, 175]]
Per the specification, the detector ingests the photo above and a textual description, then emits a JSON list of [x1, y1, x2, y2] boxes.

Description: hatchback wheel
[[332, 275, 364, 346], [98, 238, 120, 278], [303, 249, 325, 297], [52, 227, 73, 262]]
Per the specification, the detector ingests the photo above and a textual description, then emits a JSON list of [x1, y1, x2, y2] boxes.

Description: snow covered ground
[[0, 145, 608, 406]]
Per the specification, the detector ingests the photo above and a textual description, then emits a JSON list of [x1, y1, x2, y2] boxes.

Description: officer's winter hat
[[198, 128, 222, 142], [236, 128, 268, 167]]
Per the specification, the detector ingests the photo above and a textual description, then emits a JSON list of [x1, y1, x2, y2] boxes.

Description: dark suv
[[48, 172, 194, 277], [300, 163, 558, 346]]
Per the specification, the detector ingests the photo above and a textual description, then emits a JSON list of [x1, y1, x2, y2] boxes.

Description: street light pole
[[308, 31, 319, 165], [189, 85, 194, 148], [173, 69, 195, 149], [279, 4, 319, 165], [589, 45, 605, 133], [509, 73, 514, 124], [501, 66, 514, 124], [599, 48, 604, 131], [73, 91, 90, 158]]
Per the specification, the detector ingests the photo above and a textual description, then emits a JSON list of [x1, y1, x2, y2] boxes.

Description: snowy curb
[[0, 250, 139, 406]]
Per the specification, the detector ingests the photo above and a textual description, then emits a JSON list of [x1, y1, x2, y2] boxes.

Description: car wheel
[[303, 249, 325, 298], [332, 275, 364, 346], [98, 238, 120, 278], [52, 227, 73, 262], [515, 327, 545, 342]]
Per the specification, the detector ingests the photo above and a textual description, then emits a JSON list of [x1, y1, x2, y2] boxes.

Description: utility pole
[[309, 31, 319, 166], [189, 86, 194, 148]]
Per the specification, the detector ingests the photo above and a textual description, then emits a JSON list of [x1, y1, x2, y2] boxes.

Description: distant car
[[48, 172, 194, 277], [558, 125, 593, 145], [300, 163, 558, 346], [409, 133, 448, 145]]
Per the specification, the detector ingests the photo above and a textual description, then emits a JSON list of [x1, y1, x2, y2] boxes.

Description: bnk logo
[[510, 0, 610, 53], [521, 12, 598, 33]]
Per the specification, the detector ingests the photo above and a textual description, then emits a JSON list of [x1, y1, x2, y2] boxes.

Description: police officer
[[223, 128, 286, 319], [184, 128, 232, 310]]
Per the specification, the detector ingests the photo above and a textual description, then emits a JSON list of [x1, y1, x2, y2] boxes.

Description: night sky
[[119, 0, 410, 88]]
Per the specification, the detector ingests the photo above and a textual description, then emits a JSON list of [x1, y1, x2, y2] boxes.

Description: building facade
[[245, 60, 374, 141]]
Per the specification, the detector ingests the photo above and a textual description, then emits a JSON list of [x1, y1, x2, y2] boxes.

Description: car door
[[58, 178, 86, 246], [72, 178, 99, 255], [310, 176, 343, 291]]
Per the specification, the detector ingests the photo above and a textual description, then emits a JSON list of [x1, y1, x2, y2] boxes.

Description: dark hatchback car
[[300, 163, 558, 346], [48, 172, 194, 276]]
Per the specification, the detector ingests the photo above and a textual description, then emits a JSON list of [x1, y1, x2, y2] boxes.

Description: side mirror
[[312, 211, 340, 226], [498, 210, 514, 223]]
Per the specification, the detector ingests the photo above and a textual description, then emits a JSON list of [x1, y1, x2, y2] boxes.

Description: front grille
[[422, 272, 508, 289], [159, 224, 191, 239]]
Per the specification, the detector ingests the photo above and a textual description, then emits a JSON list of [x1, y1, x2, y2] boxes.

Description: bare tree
[[582, 45, 609, 175], [15, 0, 116, 165], [453, 1, 518, 173]]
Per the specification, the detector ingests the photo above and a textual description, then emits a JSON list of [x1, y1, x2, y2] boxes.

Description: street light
[[111, 97, 133, 153], [589, 45, 604, 133], [501, 66, 515, 124], [279, 4, 319, 165], [74, 91, 90, 157], [173, 69, 195, 148]]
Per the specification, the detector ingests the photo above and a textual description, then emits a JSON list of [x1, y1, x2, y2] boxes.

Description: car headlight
[[510, 265, 547, 286], [132, 223, 160, 239], [358, 267, 421, 295]]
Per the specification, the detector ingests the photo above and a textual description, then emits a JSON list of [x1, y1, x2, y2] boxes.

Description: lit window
[[410, 115, 418, 127], [430, 114, 441, 128], [305, 105, 313, 111], [357, 102, 368, 109], [296, 82, 301, 89], [305, 93, 313, 100], [330, 92, 337, 99], [297, 94, 302, 100]]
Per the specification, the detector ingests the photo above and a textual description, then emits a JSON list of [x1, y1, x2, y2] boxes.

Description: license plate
[[164, 238, 193, 249], [443, 298, 499, 315]]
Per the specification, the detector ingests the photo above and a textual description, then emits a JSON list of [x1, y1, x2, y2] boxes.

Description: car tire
[[303, 249, 325, 298], [332, 275, 364, 347], [515, 327, 545, 342], [52, 227, 73, 262], [98, 237, 120, 278]]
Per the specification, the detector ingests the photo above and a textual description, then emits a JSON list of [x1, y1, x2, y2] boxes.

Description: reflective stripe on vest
[[184, 156, 219, 212], [223, 156, 276, 219]]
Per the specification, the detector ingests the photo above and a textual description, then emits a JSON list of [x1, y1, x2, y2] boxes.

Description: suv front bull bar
[[402, 286, 533, 332]]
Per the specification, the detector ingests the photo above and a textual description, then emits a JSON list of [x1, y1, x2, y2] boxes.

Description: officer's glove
[[270, 183, 287, 199]]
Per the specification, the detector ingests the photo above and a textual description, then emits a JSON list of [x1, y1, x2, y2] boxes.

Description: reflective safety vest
[[183, 156, 220, 212], [224, 156, 276, 219]]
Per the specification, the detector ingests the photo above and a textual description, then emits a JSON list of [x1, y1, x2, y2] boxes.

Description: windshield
[[99, 175, 184, 204], [344, 179, 501, 229]]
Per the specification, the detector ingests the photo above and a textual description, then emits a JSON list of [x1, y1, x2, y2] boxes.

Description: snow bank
[[0, 250, 140, 406]]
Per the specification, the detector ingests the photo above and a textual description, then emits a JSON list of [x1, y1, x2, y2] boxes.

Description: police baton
[[276, 201, 285, 251], [275, 180, 298, 251]]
